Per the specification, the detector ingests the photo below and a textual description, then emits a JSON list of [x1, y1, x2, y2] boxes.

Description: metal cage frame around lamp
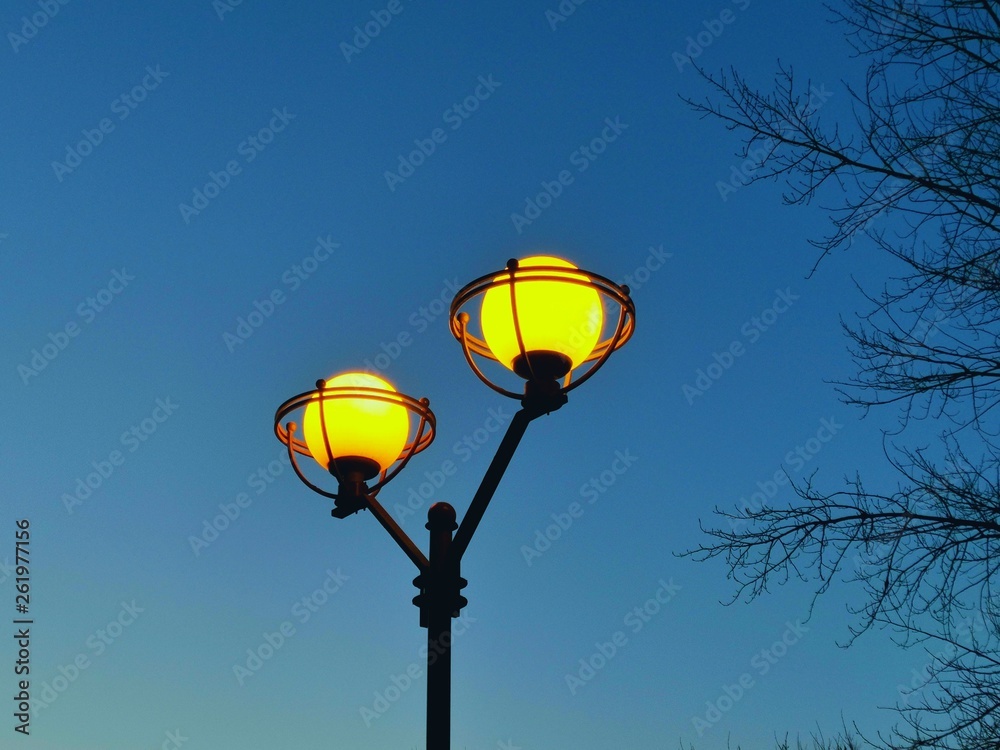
[[274, 379, 436, 516], [449, 258, 636, 404]]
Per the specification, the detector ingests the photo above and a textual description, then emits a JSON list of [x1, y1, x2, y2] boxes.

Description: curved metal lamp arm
[[449, 407, 535, 564], [364, 491, 430, 572], [372, 399, 435, 495], [563, 296, 632, 393], [284, 422, 340, 500], [454, 313, 523, 400]]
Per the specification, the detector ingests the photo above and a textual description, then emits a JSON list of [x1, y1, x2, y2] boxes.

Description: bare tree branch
[[680, 1, 1000, 746]]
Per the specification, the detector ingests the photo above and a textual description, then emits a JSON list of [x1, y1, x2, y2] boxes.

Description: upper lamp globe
[[480, 255, 603, 380], [302, 372, 409, 479]]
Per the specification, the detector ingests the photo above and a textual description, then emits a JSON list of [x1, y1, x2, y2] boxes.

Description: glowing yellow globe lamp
[[480, 255, 603, 380], [302, 372, 410, 478], [274, 373, 435, 515], [450, 255, 634, 403]]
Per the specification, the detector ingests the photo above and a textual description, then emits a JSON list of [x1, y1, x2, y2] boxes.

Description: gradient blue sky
[[2, 1, 931, 748]]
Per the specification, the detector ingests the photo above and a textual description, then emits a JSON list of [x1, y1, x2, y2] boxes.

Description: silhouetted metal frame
[[449, 259, 636, 400], [274, 381, 435, 495], [274, 385, 544, 572], [275, 260, 635, 750], [272, 384, 542, 750]]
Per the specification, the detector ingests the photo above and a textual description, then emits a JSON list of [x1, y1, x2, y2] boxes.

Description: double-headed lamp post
[[273, 255, 635, 749]]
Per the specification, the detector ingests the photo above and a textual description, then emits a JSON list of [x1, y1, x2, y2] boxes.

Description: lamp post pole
[[274, 256, 635, 750], [417, 405, 534, 750], [424, 502, 458, 750]]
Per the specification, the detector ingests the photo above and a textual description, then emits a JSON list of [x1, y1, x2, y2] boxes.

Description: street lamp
[[274, 254, 635, 750]]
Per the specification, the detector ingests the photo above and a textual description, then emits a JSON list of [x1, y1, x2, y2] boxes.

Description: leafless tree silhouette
[[680, 1, 1000, 747]]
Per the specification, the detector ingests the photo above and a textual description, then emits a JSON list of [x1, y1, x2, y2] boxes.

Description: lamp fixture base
[[511, 350, 572, 381], [331, 496, 367, 519], [329, 456, 380, 519], [329, 456, 380, 482], [521, 377, 568, 416]]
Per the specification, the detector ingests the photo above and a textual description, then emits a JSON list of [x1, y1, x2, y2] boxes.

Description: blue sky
[[1, 1, 933, 748]]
